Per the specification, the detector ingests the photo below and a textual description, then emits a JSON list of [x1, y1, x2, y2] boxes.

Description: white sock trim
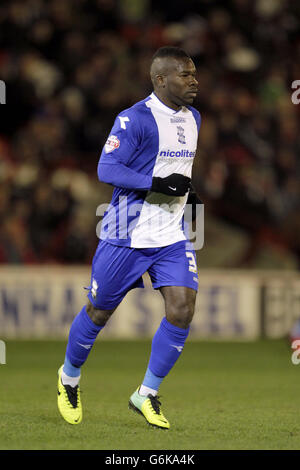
[[139, 385, 158, 397], [61, 369, 81, 388]]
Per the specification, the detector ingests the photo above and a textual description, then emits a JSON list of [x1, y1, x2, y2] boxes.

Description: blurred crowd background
[[0, 0, 299, 268]]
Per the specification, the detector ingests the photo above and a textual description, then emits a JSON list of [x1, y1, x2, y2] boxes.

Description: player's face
[[165, 58, 198, 108]]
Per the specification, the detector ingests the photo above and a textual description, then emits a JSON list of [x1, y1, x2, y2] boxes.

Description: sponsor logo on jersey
[[159, 149, 195, 158], [105, 135, 120, 153], [170, 117, 186, 123]]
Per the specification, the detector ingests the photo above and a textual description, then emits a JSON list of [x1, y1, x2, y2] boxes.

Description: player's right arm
[[98, 111, 191, 196], [97, 110, 152, 191]]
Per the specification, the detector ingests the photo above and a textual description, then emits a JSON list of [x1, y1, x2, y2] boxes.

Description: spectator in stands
[[0, 0, 299, 267]]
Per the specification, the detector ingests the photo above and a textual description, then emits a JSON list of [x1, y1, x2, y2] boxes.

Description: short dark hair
[[151, 46, 191, 64]]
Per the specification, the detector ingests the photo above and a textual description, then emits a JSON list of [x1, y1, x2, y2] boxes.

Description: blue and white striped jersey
[[98, 92, 201, 248]]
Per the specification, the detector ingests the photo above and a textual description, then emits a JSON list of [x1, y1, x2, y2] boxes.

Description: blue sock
[[142, 367, 164, 391], [143, 317, 190, 390], [63, 356, 81, 377], [64, 306, 103, 371]]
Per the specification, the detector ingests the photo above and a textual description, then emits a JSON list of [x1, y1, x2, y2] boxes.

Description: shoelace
[[64, 385, 79, 408], [148, 395, 162, 415]]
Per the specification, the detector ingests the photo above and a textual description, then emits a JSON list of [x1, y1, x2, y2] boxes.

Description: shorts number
[[186, 251, 197, 273]]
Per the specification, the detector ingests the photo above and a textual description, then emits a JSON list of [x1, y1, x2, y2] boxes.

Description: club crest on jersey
[[105, 135, 120, 153], [177, 126, 186, 144]]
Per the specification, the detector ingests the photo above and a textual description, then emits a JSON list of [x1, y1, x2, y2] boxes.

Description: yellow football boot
[[57, 366, 82, 424], [129, 387, 170, 429]]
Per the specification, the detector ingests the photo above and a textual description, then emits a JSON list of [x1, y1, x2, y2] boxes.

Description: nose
[[190, 76, 198, 87]]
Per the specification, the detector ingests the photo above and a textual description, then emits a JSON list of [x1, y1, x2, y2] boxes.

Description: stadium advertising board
[[0, 267, 299, 339]]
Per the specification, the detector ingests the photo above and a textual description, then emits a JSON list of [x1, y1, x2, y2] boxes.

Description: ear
[[155, 74, 166, 88]]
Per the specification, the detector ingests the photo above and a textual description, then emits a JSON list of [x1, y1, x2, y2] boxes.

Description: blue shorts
[[87, 240, 198, 310]]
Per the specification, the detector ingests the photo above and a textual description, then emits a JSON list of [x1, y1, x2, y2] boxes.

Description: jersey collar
[[150, 92, 185, 115]]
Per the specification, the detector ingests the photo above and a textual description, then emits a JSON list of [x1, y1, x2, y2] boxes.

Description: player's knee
[[86, 301, 115, 327], [166, 301, 195, 329]]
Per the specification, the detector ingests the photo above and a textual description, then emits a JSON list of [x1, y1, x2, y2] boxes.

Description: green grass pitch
[[0, 338, 299, 450]]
